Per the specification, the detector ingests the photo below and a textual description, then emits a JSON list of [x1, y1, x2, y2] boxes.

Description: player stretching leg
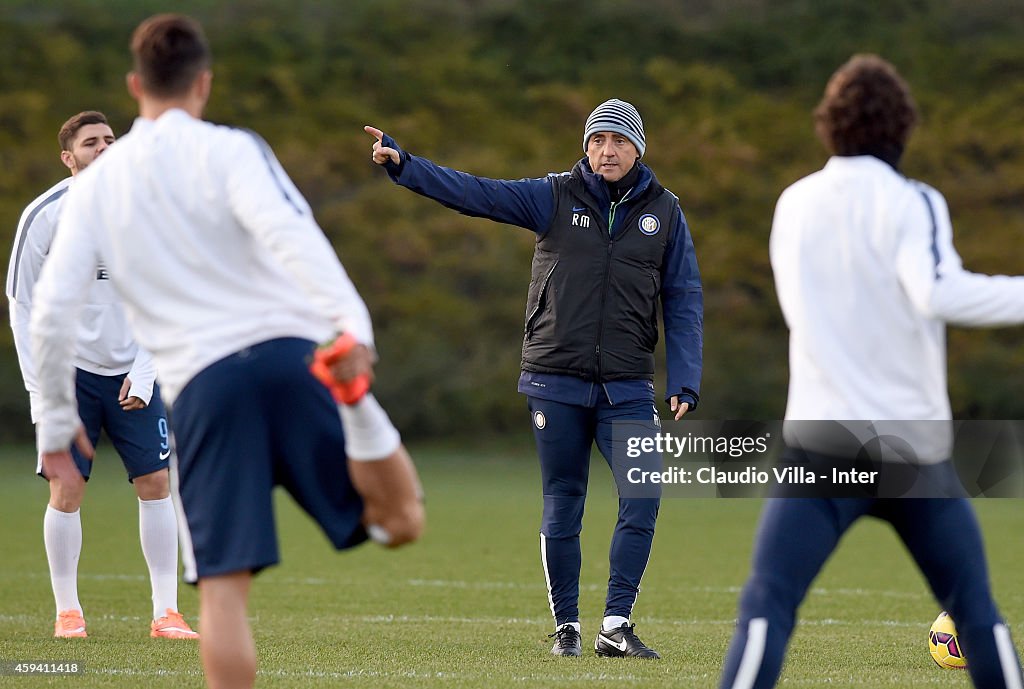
[[29, 15, 423, 689]]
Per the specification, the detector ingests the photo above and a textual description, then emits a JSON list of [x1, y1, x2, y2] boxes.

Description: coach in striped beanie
[[368, 87, 703, 663], [583, 98, 646, 158]]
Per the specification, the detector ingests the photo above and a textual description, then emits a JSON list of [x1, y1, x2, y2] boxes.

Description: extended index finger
[[363, 125, 384, 142]]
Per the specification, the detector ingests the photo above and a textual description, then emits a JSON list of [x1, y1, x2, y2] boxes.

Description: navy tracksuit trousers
[[719, 476, 1023, 689], [528, 395, 661, 626]]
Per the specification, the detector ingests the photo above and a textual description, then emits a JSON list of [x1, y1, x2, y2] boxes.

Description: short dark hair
[[814, 54, 918, 157], [131, 14, 211, 98], [58, 111, 109, 151]]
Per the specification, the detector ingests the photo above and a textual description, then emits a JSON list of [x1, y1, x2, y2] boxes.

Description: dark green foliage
[[1, 0, 1022, 440]]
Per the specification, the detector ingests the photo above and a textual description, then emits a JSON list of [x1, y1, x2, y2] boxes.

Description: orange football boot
[[54, 609, 87, 638], [150, 609, 199, 639]]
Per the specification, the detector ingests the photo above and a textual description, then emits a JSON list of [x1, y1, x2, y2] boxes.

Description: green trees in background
[[1, 0, 1022, 441]]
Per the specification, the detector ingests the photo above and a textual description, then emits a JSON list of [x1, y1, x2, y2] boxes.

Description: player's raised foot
[[150, 609, 199, 639], [549, 623, 582, 657], [595, 623, 660, 659], [54, 609, 87, 638]]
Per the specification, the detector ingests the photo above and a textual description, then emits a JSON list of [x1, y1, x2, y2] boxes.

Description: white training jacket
[[7, 177, 156, 423], [30, 109, 373, 453], [771, 155, 1024, 459]]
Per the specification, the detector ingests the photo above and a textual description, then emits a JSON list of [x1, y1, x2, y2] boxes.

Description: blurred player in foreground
[[6, 110, 196, 640], [718, 54, 1024, 689], [29, 14, 423, 689]]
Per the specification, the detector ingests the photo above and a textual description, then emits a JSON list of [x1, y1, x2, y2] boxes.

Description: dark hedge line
[[0, 0, 1021, 441]]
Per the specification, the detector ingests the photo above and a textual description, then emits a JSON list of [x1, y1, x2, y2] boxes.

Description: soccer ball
[[928, 611, 967, 670]]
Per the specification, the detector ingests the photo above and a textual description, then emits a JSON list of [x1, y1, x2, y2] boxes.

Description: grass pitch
[[0, 438, 1021, 688]]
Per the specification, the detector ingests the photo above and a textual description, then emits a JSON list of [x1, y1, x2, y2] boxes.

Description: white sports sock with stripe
[[44, 505, 83, 616], [139, 496, 179, 620]]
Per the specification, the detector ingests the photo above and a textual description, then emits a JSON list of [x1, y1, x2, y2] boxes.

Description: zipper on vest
[[607, 187, 633, 236], [595, 188, 633, 376], [594, 241, 614, 379]]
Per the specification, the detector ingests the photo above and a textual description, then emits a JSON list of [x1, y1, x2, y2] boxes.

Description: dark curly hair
[[814, 54, 918, 160]]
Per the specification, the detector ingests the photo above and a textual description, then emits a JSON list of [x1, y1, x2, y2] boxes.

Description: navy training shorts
[[36, 368, 171, 482], [171, 337, 367, 581]]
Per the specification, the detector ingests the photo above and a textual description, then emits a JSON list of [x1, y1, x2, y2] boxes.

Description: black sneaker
[[595, 623, 661, 659], [549, 624, 582, 657]]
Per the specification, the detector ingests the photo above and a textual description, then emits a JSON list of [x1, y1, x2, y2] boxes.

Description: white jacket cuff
[[126, 348, 157, 406], [35, 407, 81, 454]]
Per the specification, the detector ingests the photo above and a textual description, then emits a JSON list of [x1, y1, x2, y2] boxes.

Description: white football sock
[[558, 621, 581, 633], [139, 496, 179, 619], [603, 615, 630, 631], [339, 393, 401, 460], [43, 505, 82, 616]]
